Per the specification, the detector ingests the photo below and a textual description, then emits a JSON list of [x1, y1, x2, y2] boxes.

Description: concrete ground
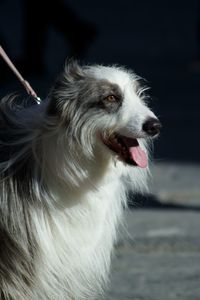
[[108, 210, 200, 300], [150, 163, 200, 207], [107, 163, 200, 300]]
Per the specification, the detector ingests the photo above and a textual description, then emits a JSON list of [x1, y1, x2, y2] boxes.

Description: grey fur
[[50, 61, 123, 116]]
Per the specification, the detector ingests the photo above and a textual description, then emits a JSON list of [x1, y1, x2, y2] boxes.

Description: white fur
[[0, 64, 158, 299], [33, 66, 154, 299]]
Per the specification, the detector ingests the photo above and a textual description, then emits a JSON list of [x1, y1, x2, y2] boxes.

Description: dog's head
[[48, 61, 161, 169]]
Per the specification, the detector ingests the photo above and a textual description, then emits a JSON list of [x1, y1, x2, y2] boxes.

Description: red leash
[[0, 45, 41, 104]]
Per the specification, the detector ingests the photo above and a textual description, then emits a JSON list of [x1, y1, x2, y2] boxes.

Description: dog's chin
[[101, 132, 148, 168]]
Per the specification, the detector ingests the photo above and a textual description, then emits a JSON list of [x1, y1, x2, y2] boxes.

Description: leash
[[0, 45, 41, 104]]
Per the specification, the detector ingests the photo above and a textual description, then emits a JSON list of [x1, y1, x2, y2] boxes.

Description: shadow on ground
[[128, 193, 200, 211]]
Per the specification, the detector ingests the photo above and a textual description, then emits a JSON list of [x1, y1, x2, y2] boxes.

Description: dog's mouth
[[101, 133, 148, 168]]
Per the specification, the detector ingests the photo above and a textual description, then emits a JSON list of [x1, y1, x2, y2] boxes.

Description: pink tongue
[[129, 145, 148, 168]]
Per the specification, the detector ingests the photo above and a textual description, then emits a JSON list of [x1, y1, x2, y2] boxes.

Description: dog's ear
[[47, 60, 85, 116], [64, 59, 85, 82]]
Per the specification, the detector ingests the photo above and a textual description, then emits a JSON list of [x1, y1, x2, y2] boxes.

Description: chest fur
[[34, 180, 125, 299]]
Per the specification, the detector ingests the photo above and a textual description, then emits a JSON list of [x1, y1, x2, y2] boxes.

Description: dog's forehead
[[86, 66, 137, 92]]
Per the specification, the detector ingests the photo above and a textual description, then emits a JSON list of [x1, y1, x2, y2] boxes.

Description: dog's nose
[[142, 118, 161, 136]]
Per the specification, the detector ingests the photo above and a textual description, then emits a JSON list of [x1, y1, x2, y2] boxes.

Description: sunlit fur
[[0, 61, 157, 299]]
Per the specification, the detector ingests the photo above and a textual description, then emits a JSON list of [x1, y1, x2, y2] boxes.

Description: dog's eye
[[105, 95, 118, 102]]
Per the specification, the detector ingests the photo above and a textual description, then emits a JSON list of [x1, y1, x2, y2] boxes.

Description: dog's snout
[[142, 118, 161, 137]]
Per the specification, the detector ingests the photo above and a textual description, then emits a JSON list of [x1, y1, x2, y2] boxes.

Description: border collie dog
[[0, 61, 161, 299]]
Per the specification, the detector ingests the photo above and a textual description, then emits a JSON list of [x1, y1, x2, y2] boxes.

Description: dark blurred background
[[1, 0, 200, 163], [1, 1, 200, 299]]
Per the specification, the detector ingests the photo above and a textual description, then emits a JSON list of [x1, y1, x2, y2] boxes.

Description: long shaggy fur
[[0, 61, 158, 299]]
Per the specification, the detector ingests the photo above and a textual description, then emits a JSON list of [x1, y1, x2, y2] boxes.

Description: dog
[[0, 61, 161, 299]]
